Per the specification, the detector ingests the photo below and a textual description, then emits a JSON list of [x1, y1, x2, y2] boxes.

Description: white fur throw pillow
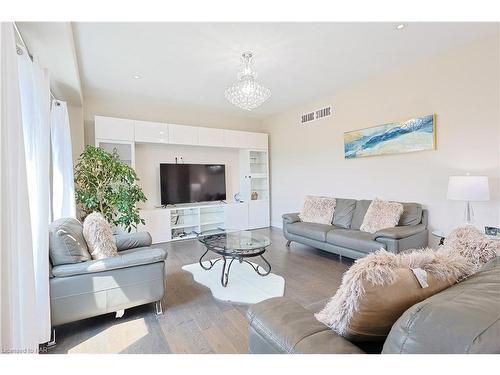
[[83, 212, 118, 260], [315, 226, 498, 341], [360, 198, 404, 233], [299, 196, 336, 225]]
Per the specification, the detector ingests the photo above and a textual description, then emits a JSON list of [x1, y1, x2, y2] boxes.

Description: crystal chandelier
[[225, 52, 271, 111]]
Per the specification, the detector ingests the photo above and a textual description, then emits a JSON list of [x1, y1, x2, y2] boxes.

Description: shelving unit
[[168, 203, 226, 242]]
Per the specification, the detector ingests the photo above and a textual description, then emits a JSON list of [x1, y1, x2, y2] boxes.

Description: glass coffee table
[[198, 230, 272, 287]]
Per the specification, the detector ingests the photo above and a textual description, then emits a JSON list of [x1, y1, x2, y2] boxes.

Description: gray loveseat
[[49, 218, 167, 343], [247, 257, 500, 354], [283, 198, 428, 259]]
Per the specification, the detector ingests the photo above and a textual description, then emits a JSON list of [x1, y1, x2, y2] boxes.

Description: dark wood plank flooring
[[49, 227, 352, 354]]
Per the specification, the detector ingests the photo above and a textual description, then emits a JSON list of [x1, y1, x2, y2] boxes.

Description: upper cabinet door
[[134, 120, 168, 144], [95, 116, 134, 142], [198, 127, 224, 147], [168, 124, 199, 145], [223, 130, 268, 149]]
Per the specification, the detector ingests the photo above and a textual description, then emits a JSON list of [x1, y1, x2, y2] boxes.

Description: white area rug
[[182, 260, 285, 304]]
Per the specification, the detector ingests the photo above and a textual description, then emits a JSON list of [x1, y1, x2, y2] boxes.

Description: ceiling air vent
[[300, 106, 332, 124]]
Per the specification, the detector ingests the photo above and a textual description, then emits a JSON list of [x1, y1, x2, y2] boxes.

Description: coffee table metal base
[[199, 249, 271, 287]]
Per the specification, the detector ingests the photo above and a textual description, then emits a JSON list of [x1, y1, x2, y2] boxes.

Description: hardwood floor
[[49, 227, 352, 354]]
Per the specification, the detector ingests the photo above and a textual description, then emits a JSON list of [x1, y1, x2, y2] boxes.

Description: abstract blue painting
[[344, 114, 435, 159]]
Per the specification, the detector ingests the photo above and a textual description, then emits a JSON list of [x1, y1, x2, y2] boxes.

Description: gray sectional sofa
[[247, 257, 500, 354], [283, 198, 428, 259]]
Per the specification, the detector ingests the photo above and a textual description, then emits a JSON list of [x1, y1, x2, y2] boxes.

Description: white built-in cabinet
[[134, 120, 168, 144], [168, 124, 199, 145], [95, 115, 270, 243], [198, 127, 225, 147]]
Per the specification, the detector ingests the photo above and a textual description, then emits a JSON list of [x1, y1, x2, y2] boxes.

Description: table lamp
[[447, 175, 490, 225]]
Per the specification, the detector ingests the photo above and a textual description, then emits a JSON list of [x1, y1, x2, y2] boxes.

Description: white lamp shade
[[447, 176, 490, 201]]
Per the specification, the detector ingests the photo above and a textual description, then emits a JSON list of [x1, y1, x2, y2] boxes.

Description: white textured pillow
[[83, 212, 118, 260], [360, 198, 403, 234], [299, 196, 336, 225]]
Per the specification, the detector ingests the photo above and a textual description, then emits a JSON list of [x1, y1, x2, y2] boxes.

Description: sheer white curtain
[[17, 45, 52, 344], [51, 100, 76, 220], [0, 22, 38, 353]]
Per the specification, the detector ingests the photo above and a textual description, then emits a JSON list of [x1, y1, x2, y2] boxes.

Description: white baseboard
[[271, 220, 283, 229]]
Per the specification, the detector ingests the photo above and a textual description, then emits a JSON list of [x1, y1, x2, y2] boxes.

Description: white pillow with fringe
[[299, 196, 336, 225], [360, 198, 403, 234], [83, 212, 118, 260]]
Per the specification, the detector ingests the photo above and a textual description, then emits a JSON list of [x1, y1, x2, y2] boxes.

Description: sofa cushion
[[332, 198, 357, 229], [49, 218, 92, 266], [315, 248, 470, 342], [326, 229, 386, 253], [299, 196, 336, 225], [287, 222, 333, 242], [350, 200, 371, 230], [360, 198, 404, 234], [247, 297, 364, 354], [51, 246, 167, 277], [115, 231, 152, 251], [399, 203, 423, 226]]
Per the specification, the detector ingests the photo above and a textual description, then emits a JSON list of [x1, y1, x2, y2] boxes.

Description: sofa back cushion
[[360, 199, 404, 234], [350, 200, 372, 230], [49, 218, 92, 266], [383, 257, 500, 353], [399, 203, 423, 226], [351, 200, 423, 229], [332, 198, 357, 228]]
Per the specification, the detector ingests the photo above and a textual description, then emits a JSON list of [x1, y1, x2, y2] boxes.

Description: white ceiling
[[73, 22, 498, 119]]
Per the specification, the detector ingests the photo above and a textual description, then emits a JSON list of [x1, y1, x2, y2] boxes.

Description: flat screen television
[[160, 163, 226, 205]]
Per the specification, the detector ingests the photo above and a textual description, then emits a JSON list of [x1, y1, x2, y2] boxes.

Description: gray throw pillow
[[49, 218, 92, 265]]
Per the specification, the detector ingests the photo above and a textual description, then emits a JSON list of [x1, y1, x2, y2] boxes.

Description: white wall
[[67, 105, 85, 164], [135, 143, 240, 209], [263, 35, 500, 247]]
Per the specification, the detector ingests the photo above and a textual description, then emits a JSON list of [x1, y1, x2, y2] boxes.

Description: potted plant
[[74, 145, 147, 232]]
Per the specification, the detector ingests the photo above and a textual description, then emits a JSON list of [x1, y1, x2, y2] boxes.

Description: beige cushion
[[344, 269, 453, 341], [299, 196, 336, 225], [360, 198, 403, 234], [315, 248, 471, 342], [83, 212, 118, 260]]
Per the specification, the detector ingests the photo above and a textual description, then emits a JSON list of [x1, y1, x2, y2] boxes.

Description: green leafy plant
[[74, 145, 147, 232]]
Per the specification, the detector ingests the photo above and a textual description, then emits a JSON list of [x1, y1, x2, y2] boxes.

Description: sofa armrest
[[51, 247, 167, 277], [247, 297, 364, 354], [115, 231, 152, 251], [373, 224, 426, 240], [282, 212, 301, 224]]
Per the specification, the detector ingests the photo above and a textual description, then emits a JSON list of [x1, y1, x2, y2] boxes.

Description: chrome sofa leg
[[155, 300, 164, 315], [286, 240, 292, 248], [47, 328, 56, 348], [115, 309, 125, 318]]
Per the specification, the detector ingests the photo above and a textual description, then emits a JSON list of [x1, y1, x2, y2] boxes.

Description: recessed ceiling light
[[132, 74, 141, 79], [396, 24, 406, 30]]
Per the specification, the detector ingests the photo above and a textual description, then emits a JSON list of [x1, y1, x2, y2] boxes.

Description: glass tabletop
[[198, 230, 271, 253]]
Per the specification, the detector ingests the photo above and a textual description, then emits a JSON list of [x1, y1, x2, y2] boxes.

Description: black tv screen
[[160, 164, 226, 205]]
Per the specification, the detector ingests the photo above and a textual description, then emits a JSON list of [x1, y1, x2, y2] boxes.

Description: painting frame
[[344, 114, 436, 159]]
